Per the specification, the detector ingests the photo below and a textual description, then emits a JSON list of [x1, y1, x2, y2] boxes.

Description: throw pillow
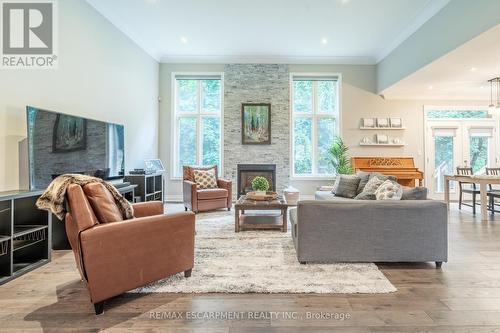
[[193, 168, 218, 189], [369, 172, 398, 183], [331, 175, 340, 194], [356, 171, 371, 194], [375, 180, 403, 200], [334, 175, 361, 198], [401, 187, 428, 200], [354, 176, 384, 200]]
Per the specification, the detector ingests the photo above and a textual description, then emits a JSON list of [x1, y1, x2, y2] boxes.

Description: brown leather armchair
[[183, 165, 232, 213], [64, 182, 195, 315]]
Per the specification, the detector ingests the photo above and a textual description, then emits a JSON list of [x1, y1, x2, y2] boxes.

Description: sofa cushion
[[289, 207, 298, 226], [402, 187, 428, 200], [82, 182, 123, 223], [197, 188, 228, 200], [194, 168, 218, 189], [356, 171, 371, 194], [316, 190, 336, 201], [316, 191, 356, 201], [375, 180, 403, 200], [334, 175, 361, 198], [354, 176, 384, 200], [331, 175, 341, 194], [370, 172, 397, 182]]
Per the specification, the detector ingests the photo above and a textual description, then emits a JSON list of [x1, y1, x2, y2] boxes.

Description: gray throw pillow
[[331, 175, 340, 194], [335, 175, 361, 198], [401, 187, 428, 200], [375, 180, 403, 200], [369, 172, 397, 183], [356, 171, 371, 194], [354, 176, 384, 200]]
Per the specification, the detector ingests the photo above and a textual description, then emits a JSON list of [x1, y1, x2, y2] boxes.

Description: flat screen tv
[[27, 106, 125, 190]]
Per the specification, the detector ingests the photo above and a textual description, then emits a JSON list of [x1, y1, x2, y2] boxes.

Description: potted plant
[[329, 136, 353, 175], [251, 176, 270, 195]]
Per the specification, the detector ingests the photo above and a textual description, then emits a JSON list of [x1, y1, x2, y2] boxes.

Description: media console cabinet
[[0, 190, 51, 285]]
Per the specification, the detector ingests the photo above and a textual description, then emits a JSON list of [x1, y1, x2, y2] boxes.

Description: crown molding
[[375, 0, 451, 63], [159, 55, 376, 65]]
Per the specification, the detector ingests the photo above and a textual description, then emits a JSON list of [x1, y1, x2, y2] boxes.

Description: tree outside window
[[292, 76, 339, 177], [174, 77, 222, 177]]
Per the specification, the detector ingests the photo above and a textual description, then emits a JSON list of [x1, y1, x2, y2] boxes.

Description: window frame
[[170, 72, 224, 180], [290, 73, 342, 180]]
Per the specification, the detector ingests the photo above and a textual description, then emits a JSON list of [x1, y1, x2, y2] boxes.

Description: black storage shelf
[[13, 259, 49, 274], [13, 225, 48, 252], [13, 239, 46, 252], [0, 236, 9, 257], [0, 191, 51, 285], [124, 172, 164, 203], [14, 225, 47, 237]]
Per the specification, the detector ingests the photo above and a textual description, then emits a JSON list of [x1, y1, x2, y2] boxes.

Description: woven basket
[[284, 190, 300, 205]]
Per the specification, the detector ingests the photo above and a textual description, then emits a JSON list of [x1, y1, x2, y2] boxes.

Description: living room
[[1, 0, 500, 331]]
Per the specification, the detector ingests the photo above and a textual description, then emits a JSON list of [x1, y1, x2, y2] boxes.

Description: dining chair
[[456, 167, 480, 214], [486, 167, 500, 214]]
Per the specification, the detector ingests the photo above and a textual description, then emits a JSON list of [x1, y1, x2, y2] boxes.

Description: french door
[[426, 119, 497, 199]]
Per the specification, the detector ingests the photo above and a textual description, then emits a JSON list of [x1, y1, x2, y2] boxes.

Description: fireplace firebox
[[237, 164, 276, 197]]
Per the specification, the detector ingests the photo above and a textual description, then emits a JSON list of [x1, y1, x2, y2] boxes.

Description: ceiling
[[85, 0, 449, 64], [382, 24, 500, 101]]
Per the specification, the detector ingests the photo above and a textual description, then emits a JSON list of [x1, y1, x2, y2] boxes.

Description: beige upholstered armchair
[[183, 165, 232, 213]]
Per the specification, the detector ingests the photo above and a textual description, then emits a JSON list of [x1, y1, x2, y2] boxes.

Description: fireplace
[[237, 164, 276, 197]]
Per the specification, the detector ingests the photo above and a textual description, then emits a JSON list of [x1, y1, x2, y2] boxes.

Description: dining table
[[444, 174, 500, 221]]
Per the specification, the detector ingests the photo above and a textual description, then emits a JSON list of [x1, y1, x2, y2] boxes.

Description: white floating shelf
[[359, 143, 406, 147], [359, 127, 406, 130]]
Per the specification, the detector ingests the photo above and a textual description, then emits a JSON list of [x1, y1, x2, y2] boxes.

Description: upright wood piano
[[351, 157, 424, 187]]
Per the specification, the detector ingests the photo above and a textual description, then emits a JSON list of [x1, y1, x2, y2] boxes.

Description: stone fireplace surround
[[223, 64, 290, 199], [237, 164, 276, 198]]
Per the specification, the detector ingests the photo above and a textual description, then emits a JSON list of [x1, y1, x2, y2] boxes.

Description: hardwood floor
[[1, 203, 500, 332]]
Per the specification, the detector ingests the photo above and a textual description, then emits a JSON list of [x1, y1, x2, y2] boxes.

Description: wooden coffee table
[[234, 195, 288, 232]]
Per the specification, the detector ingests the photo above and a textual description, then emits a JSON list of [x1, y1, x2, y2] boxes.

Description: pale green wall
[[377, 0, 500, 92]]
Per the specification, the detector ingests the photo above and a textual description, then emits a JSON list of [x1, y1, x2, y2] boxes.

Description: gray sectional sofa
[[290, 191, 448, 267]]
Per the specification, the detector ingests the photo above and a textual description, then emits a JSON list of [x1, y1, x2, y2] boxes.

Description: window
[[427, 109, 490, 119], [291, 75, 340, 177], [172, 74, 222, 178]]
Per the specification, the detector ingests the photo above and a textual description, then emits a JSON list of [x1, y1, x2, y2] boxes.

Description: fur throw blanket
[[36, 174, 134, 221]]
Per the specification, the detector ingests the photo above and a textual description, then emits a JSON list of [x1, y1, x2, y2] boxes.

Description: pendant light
[[488, 77, 500, 113]]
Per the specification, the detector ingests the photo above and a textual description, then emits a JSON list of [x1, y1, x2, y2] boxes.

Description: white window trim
[[289, 72, 342, 180], [170, 72, 224, 180], [423, 105, 497, 194], [423, 105, 493, 170]]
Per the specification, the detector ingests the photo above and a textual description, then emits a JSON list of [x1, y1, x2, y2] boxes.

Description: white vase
[[255, 190, 267, 195]]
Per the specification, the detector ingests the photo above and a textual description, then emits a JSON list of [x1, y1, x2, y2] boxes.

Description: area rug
[[131, 210, 396, 294]]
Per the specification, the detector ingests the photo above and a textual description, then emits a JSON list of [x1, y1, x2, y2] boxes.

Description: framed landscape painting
[[241, 103, 271, 145], [52, 114, 87, 152]]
